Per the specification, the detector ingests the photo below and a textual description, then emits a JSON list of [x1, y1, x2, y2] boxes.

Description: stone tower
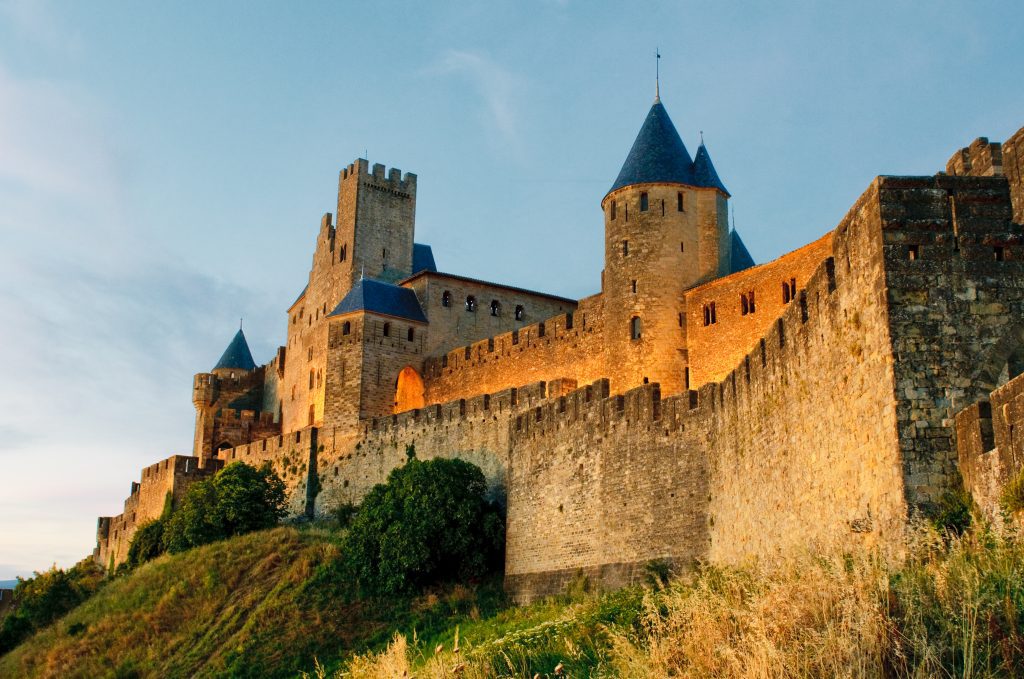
[[192, 328, 263, 463], [601, 96, 731, 395]]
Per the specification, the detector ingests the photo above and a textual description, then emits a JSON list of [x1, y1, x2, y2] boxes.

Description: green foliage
[[922, 488, 974, 535], [333, 502, 357, 528], [0, 559, 104, 655], [339, 458, 504, 595], [163, 462, 286, 553], [125, 519, 166, 569], [1001, 468, 1024, 513], [405, 443, 416, 461]]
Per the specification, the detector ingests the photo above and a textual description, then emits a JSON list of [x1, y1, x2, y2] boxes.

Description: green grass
[[4, 523, 1024, 678]]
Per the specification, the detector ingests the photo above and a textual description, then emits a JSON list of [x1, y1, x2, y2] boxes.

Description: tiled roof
[[412, 243, 437, 274], [693, 142, 730, 196], [609, 101, 695, 194], [730, 230, 755, 273], [214, 329, 257, 371], [328, 278, 428, 323]]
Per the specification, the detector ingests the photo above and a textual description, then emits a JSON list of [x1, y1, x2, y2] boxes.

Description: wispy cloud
[[429, 49, 527, 150]]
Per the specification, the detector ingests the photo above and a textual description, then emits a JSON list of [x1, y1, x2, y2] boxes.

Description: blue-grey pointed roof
[[608, 100, 695, 194], [214, 329, 257, 371], [693, 143, 730, 196], [729, 230, 755, 273], [328, 278, 427, 323], [412, 243, 437, 274]]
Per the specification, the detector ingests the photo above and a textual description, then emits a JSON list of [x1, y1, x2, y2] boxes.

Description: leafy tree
[[125, 519, 166, 569], [163, 462, 286, 554], [341, 458, 505, 595], [0, 559, 103, 655]]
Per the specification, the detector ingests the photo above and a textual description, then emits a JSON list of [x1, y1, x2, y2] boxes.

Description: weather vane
[[655, 48, 661, 101]]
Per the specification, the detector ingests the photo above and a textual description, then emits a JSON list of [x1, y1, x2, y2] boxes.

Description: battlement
[[947, 137, 1003, 178], [340, 158, 417, 195]]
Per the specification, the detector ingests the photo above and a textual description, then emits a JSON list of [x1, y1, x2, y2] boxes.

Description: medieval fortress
[[95, 93, 1024, 601]]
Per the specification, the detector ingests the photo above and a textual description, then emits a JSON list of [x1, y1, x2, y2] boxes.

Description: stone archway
[[966, 323, 1024, 408], [394, 366, 425, 414]]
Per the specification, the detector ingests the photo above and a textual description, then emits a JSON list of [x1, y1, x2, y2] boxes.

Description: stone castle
[[95, 92, 1024, 601]]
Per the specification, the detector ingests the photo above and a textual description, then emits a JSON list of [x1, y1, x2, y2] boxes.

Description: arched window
[[465, 295, 477, 312], [640, 192, 649, 211], [703, 302, 717, 326], [490, 300, 501, 316], [630, 316, 642, 340], [441, 291, 452, 307], [515, 304, 525, 321], [383, 322, 391, 337], [342, 321, 351, 335]]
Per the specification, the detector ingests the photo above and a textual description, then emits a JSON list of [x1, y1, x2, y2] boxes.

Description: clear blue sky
[[1, 0, 1022, 577]]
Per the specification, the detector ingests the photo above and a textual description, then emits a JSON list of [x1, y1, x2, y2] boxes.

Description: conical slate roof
[[328, 278, 427, 323], [693, 142, 730, 197], [214, 329, 257, 372], [608, 100, 695, 194]]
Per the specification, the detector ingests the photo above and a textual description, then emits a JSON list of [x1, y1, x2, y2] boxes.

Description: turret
[[601, 95, 731, 395]]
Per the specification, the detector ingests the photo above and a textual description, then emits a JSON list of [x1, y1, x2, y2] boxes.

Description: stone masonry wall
[[684, 232, 834, 388], [956, 373, 1024, 522], [96, 455, 222, 569]]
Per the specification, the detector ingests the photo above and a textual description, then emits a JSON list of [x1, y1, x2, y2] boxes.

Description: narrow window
[[465, 295, 477, 312], [339, 244, 346, 262], [678, 312, 683, 327], [407, 327, 415, 341], [625, 203, 629, 221], [610, 201, 617, 220], [631, 280, 637, 294], [441, 290, 451, 307], [622, 240, 629, 257], [630, 316, 642, 340], [741, 294, 749, 316], [995, 246, 1006, 261], [711, 302, 717, 323], [908, 244, 920, 260], [309, 370, 314, 389], [703, 302, 717, 326], [382, 247, 387, 260], [677, 192, 684, 211], [515, 304, 524, 321], [539, 322, 546, 337], [307, 347, 313, 361], [308, 405, 315, 426], [782, 281, 791, 304], [680, 242, 685, 252], [684, 367, 690, 389], [342, 321, 351, 335], [661, 199, 665, 216], [490, 300, 501, 316], [749, 290, 756, 313], [383, 322, 390, 337], [640, 192, 649, 211], [789, 278, 797, 300]]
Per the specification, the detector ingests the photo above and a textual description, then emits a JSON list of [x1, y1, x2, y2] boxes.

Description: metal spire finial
[[239, 317, 243, 331], [655, 48, 661, 102], [700, 130, 704, 144]]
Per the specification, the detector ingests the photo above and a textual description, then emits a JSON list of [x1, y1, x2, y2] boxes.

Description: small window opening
[[622, 240, 629, 257], [703, 302, 717, 326], [631, 280, 637, 294], [490, 300, 501, 316], [684, 367, 690, 389], [308, 347, 313, 361], [678, 312, 683, 327], [625, 203, 629, 221], [539, 322, 546, 337], [441, 290, 451, 307], [640, 192, 649, 211], [308, 404, 315, 426], [908, 244, 920, 260], [740, 290, 756, 315], [407, 327, 415, 341], [382, 247, 387, 260], [382, 322, 390, 337], [677, 192, 684, 211], [515, 304, 524, 321], [680, 242, 685, 252], [630, 316, 642, 340], [995, 246, 1006, 261], [339, 244, 346, 262], [782, 282, 791, 304], [465, 295, 477, 312], [309, 370, 314, 389], [610, 201, 617, 220], [661, 199, 665, 216], [342, 321, 351, 335]]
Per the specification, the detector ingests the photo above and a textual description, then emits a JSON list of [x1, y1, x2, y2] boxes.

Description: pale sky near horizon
[[1, 0, 1022, 578]]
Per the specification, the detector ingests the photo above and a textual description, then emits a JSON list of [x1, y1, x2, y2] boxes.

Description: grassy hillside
[[0, 526, 506, 679], [3, 524, 1024, 678]]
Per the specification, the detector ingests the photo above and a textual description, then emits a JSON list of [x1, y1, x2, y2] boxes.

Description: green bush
[[340, 458, 504, 595], [1001, 469, 1024, 513], [163, 462, 286, 554], [126, 519, 166, 569], [0, 559, 104, 655], [922, 489, 973, 535]]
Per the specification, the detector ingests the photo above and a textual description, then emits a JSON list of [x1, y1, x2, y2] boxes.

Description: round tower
[[601, 96, 731, 395]]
